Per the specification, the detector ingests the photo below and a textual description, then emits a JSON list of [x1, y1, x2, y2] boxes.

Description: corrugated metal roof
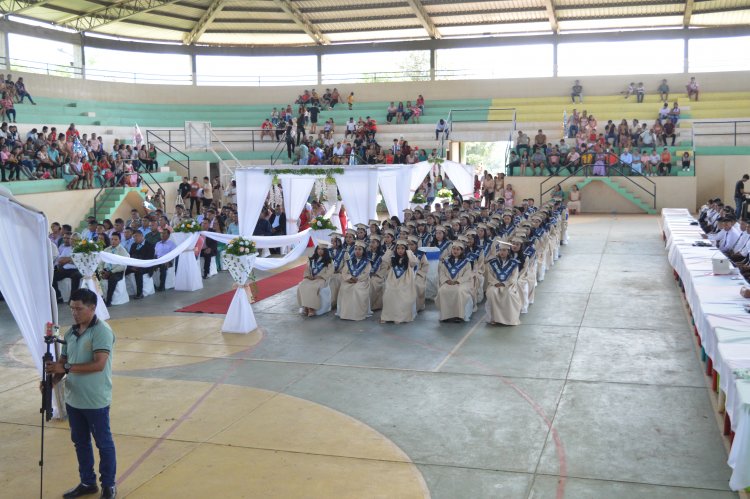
[[6, 0, 750, 46]]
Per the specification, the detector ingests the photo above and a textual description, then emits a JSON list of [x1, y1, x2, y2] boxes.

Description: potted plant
[[309, 215, 337, 246]]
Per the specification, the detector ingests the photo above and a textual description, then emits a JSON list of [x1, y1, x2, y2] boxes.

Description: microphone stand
[[40, 324, 65, 499]]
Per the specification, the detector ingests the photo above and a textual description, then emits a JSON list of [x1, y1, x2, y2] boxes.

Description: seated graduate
[[380, 239, 418, 324], [431, 225, 452, 259], [297, 242, 334, 317], [328, 232, 346, 308], [381, 228, 396, 253], [484, 241, 523, 326], [367, 235, 387, 311], [337, 240, 371, 321], [343, 229, 357, 256], [511, 234, 537, 313], [407, 235, 429, 312], [436, 240, 475, 323], [465, 229, 485, 304]]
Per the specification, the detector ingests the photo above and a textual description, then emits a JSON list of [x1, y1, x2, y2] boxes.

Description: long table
[[662, 208, 750, 491]]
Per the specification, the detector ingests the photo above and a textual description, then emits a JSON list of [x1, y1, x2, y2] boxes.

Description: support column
[[191, 53, 197, 86], [552, 40, 558, 77], [0, 31, 9, 70], [429, 48, 435, 80], [683, 35, 689, 73], [76, 35, 85, 79], [316, 53, 322, 85]]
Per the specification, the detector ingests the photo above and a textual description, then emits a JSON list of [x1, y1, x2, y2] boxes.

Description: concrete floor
[[0, 214, 738, 498]]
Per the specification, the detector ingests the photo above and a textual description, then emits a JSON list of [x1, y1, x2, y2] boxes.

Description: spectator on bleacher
[[604, 121, 616, 146], [669, 101, 681, 125], [631, 151, 643, 175], [330, 88, 340, 109], [663, 120, 677, 146], [657, 147, 672, 176], [409, 102, 421, 123], [14, 77, 34, 105], [563, 148, 580, 174], [659, 102, 670, 122], [641, 149, 652, 176], [533, 130, 547, 153], [345, 117, 356, 139], [416, 95, 425, 113], [736, 175, 749, 219], [518, 150, 529, 176], [681, 151, 691, 172], [402, 101, 414, 123], [639, 123, 655, 150], [686, 77, 700, 101], [619, 147, 633, 175], [531, 148, 546, 176], [65, 123, 80, 142], [636, 82, 645, 103], [275, 119, 286, 141], [435, 119, 449, 141], [658, 79, 670, 102], [309, 102, 320, 134], [547, 146, 561, 175], [618, 120, 630, 149], [587, 114, 598, 133], [1, 93, 16, 123], [652, 120, 664, 145], [296, 115, 306, 145], [260, 119, 274, 141], [623, 82, 635, 99], [592, 148, 606, 176], [386, 102, 397, 123], [348, 92, 354, 110], [571, 80, 583, 103]]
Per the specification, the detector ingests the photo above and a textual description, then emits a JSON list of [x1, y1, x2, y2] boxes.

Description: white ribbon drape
[[333, 167, 380, 226], [221, 254, 257, 334], [280, 174, 317, 236], [410, 161, 434, 192], [442, 160, 475, 197], [0, 190, 65, 419], [378, 165, 413, 222], [236, 169, 273, 237]]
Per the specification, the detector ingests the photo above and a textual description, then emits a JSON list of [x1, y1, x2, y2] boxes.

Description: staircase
[[576, 177, 656, 214], [76, 187, 144, 232]]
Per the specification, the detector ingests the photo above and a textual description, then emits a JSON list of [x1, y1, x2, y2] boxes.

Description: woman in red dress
[[299, 202, 314, 247]]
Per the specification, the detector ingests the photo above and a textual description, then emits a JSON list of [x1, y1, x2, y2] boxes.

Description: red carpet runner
[[176, 264, 306, 314]]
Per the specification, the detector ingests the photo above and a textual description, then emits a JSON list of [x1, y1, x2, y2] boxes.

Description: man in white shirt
[[154, 230, 177, 292], [332, 142, 345, 157], [80, 220, 98, 242], [730, 221, 750, 260], [719, 218, 742, 253], [52, 233, 82, 302]]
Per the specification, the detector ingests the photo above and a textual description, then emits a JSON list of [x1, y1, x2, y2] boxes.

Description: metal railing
[[692, 120, 750, 146], [146, 127, 271, 152], [145, 130, 191, 177], [538, 153, 656, 209], [92, 170, 165, 220]]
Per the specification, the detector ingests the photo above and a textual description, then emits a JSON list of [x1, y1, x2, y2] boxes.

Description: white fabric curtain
[[442, 160, 475, 197], [280, 174, 317, 236], [334, 167, 380, 227], [236, 169, 273, 236], [378, 165, 412, 221], [410, 161, 434, 192], [0, 190, 65, 418], [99, 233, 200, 267]]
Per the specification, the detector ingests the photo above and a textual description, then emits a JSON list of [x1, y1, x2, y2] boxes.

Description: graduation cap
[[511, 237, 525, 244], [435, 225, 448, 233], [368, 219, 380, 226], [316, 241, 331, 248], [370, 234, 382, 242], [346, 229, 357, 236], [382, 228, 395, 236], [407, 235, 420, 244], [464, 229, 477, 236], [476, 223, 489, 230], [354, 240, 367, 248], [329, 232, 343, 239], [403, 208, 414, 214], [406, 221, 417, 228], [451, 240, 466, 250], [355, 223, 368, 230], [395, 239, 409, 247]]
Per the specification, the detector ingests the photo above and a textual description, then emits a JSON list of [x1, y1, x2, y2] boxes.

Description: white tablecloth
[[662, 208, 750, 491]]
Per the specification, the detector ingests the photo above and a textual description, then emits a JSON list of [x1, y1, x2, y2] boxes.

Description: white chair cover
[[58, 278, 72, 303], [100, 279, 129, 306], [125, 273, 155, 297], [154, 266, 175, 290]]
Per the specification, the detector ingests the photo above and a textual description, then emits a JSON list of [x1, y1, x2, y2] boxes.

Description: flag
[[133, 123, 143, 149], [72, 137, 87, 158]]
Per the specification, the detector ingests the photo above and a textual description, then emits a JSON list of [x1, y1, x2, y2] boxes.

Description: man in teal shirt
[[46, 288, 117, 499]]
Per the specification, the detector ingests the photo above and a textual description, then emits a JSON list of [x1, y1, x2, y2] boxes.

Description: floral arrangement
[[436, 188, 453, 200], [225, 237, 257, 256], [310, 216, 337, 230], [73, 238, 104, 254], [173, 219, 202, 233], [411, 192, 427, 203]]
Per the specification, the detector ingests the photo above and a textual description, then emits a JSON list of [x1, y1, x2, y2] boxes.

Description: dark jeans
[[103, 271, 123, 305], [736, 197, 746, 219], [18, 91, 35, 104], [154, 263, 171, 290], [5, 109, 15, 121], [67, 404, 117, 488], [189, 197, 199, 216], [53, 268, 82, 300], [202, 252, 213, 277]]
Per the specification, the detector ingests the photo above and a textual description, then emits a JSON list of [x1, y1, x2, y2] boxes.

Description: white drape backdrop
[[280, 174, 317, 236], [442, 160, 475, 197], [378, 165, 413, 222], [236, 169, 273, 237], [334, 167, 380, 226], [0, 189, 65, 418], [410, 161, 434, 192]]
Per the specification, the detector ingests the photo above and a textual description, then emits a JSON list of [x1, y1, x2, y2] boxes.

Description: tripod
[[40, 324, 65, 499]]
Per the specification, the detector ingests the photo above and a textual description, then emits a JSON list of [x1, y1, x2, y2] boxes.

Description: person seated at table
[[380, 240, 418, 324], [436, 241, 474, 322], [297, 243, 334, 317], [407, 236, 429, 312], [337, 241, 371, 321]]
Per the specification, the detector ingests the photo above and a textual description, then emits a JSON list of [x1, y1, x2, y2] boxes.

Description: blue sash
[[368, 252, 383, 275], [488, 257, 518, 282], [420, 232, 433, 247], [413, 250, 425, 272], [443, 257, 469, 279], [393, 264, 408, 279], [436, 239, 451, 253], [346, 257, 368, 278], [344, 243, 356, 257], [466, 247, 481, 263], [310, 259, 326, 276], [523, 245, 536, 259], [330, 248, 345, 270]]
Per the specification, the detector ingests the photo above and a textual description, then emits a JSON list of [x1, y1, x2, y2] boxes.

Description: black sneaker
[[62, 483, 98, 498], [100, 486, 116, 499]]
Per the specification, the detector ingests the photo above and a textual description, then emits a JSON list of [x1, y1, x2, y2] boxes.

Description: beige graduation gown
[[337, 256, 371, 321], [368, 253, 388, 311], [297, 260, 333, 310], [484, 259, 522, 325], [381, 251, 419, 323], [329, 249, 346, 307], [436, 257, 474, 321], [414, 252, 429, 311]]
